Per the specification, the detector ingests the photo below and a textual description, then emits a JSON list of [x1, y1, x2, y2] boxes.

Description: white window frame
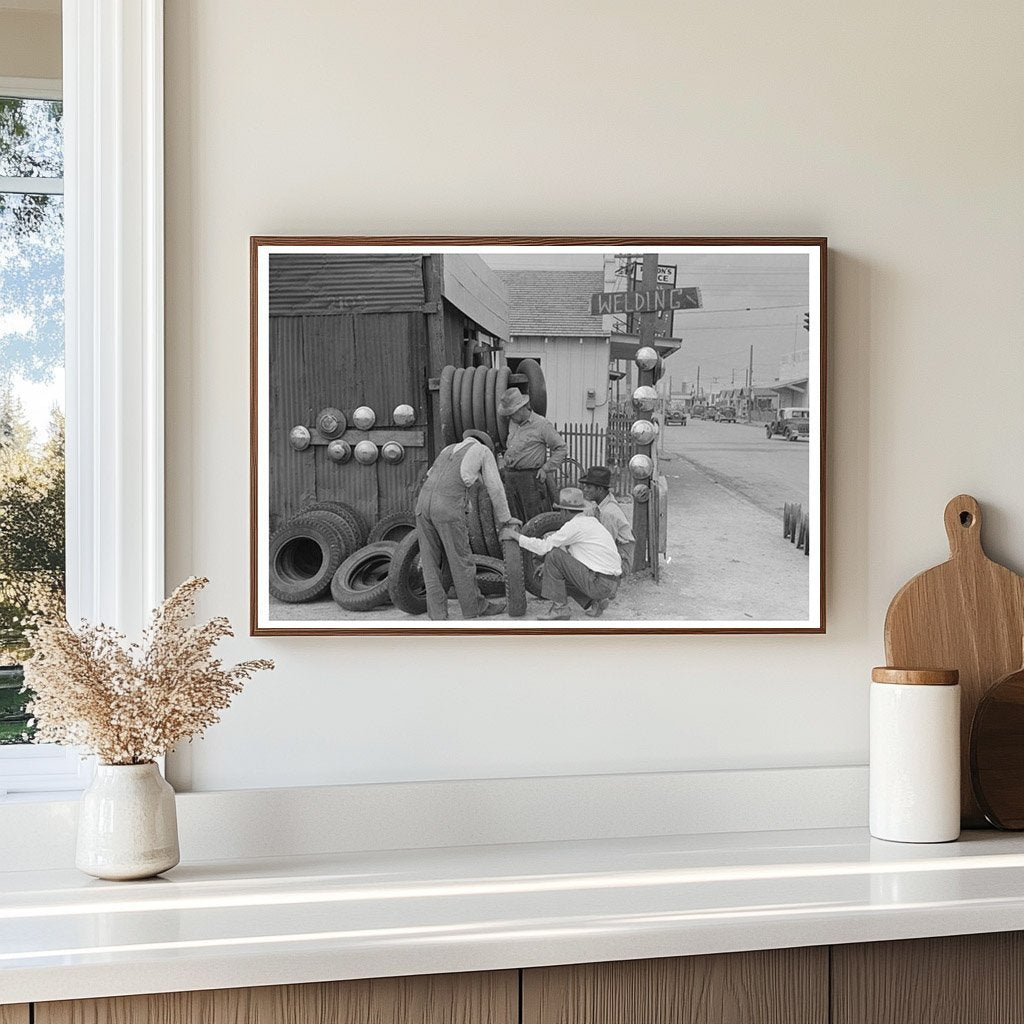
[[0, 0, 164, 797]]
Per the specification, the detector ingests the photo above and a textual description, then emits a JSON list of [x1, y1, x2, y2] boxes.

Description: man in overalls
[[415, 429, 514, 620], [499, 387, 567, 523]]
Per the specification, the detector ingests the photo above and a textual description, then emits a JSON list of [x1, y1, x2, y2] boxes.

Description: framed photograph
[[250, 237, 826, 635]]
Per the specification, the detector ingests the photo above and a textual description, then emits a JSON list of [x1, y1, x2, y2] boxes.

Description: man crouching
[[509, 487, 621, 620]]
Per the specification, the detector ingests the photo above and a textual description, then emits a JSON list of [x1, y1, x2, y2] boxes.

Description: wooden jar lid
[[871, 667, 960, 686]]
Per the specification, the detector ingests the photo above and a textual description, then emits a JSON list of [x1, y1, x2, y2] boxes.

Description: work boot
[[478, 600, 506, 617], [585, 598, 610, 619], [539, 602, 571, 620]]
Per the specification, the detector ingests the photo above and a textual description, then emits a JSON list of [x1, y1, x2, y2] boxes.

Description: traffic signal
[[802, 311, 810, 331]]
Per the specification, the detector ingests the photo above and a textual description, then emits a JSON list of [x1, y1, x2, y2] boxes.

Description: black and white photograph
[[251, 238, 825, 634]]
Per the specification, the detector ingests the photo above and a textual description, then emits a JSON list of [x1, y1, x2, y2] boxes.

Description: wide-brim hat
[[462, 428, 495, 452], [579, 465, 612, 489], [553, 486, 586, 512], [498, 387, 530, 417]]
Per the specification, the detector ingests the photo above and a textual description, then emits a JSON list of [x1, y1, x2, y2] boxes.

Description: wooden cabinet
[[34, 972, 518, 1024], [522, 948, 828, 1024], [14, 932, 1024, 1024], [832, 932, 1024, 1024]]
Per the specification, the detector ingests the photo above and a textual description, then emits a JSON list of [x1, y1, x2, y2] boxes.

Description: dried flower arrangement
[[23, 577, 273, 765]]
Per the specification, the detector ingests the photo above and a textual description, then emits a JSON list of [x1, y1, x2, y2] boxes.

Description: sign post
[[631, 254, 661, 576]]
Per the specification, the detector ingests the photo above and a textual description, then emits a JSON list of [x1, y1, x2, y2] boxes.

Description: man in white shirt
[[510, 487, 621, 620]]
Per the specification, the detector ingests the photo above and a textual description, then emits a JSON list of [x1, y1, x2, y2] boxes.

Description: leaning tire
[[501, 539, 527, 617], [438, 364, 456, 447], [520, 510, 571, 597], [473, 554, 506, 597], [517, 358, 547, 416], [269, 514, 345, 603], [304, 500, 369, 547], [477, 486, 502, 558], [368, 511, 417, 544], [331, 541, 398, 612], [466, 484, 488, 556], [387, 531, 452, 615], [387, 531, 428, 615]]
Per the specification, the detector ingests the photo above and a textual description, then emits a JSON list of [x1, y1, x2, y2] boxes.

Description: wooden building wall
[[504, 335, 611, 428]]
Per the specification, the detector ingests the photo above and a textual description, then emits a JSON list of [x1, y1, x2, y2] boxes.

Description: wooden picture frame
[[251, 237, 827, 635]]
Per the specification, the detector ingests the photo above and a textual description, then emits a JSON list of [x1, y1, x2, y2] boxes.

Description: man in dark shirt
[[498, 387, 567, 523]]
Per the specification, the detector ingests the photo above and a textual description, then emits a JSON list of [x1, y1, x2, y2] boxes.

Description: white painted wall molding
[[63, 0, 164, 633], [0, 765, 868, 871]]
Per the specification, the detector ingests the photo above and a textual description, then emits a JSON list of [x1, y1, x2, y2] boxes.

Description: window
[[0, 80, 82, 795]]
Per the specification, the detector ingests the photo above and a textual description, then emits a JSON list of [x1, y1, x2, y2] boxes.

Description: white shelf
[[5, 826, 1024, 1004]]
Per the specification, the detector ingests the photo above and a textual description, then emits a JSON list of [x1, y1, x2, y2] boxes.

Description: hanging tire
[[460, 365, 476, 440], [466, 484, 488, 557], [451, 367, 466, 438], [472, 363, 488, 432], [517, 358, 547, 416], [501, 539, 527, 617], [368, 511, 417, 544], [304, 500, 369, 547], [484, 366, 499, 440], [477, 486, 501, 558], [269, 513, 345, 603], [494, 366, 511, 445], [330, 541, 398, 612], [438, 364, 456, 447], [520, 510, 571, 597]]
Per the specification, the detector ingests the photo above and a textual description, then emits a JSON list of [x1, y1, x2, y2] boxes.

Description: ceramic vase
[[76, 762, 180, 880]]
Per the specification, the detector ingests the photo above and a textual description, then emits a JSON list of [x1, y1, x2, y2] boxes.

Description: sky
[[483, 251, 811, 392]]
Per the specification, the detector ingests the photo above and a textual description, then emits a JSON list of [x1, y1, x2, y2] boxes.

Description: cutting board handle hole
[[960, 511, 974, 527]]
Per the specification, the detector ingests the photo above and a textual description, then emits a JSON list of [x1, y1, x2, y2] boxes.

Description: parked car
[[766, 407, 811, 441], [691, 404, 709, 420], [665, 404, 687, 425], [715, 406, 737, 423]]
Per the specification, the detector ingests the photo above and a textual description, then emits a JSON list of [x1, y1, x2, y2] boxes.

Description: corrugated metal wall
[[269, 311, 431, 528], [269, 253, 425, 316], [506, 335, 610, 428]]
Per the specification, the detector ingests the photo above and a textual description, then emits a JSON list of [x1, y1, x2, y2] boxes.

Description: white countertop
[[4, 826, 1024, 1005]]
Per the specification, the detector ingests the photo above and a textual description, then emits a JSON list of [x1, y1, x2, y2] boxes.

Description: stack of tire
[[268, 501, 370, 604], [436, 359, 546, 448]]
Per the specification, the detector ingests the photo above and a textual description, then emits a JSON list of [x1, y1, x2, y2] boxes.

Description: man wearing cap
[[579, 465, 635, 576], [415, 429, 516, 620], [498, 387, 567, 523], [508, 487, 621, 620]]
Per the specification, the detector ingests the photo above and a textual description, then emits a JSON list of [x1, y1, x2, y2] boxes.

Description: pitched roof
[[499, 270, 608, 338]]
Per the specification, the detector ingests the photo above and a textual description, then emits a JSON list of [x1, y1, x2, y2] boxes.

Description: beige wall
[[0, 9, 60, 81], [164, 1, 1024, 791]]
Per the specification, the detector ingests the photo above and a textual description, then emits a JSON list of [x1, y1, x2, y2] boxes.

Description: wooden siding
[[441, 254, 510, 341], [506, 335, 611, 427]]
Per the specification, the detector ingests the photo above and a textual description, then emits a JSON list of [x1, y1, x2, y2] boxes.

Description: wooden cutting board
[[884, 494, 1024, 827]]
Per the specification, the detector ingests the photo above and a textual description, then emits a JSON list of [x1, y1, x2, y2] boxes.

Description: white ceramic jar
[[870, 667, 960, 843], [76, 762, 180, 880]]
